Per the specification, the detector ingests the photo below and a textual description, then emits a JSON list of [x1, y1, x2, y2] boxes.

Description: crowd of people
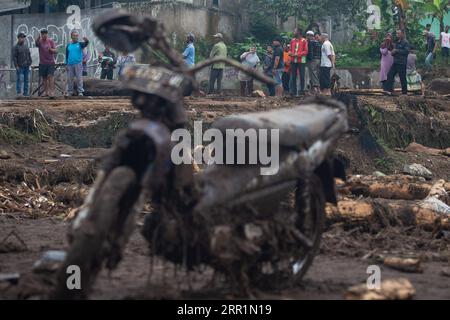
[[12, 28, 136, 97], [380, 24, 450, 96], [11, 24, 450, 98], [190, 28, 336, 97], [259, 29, 336, 97]]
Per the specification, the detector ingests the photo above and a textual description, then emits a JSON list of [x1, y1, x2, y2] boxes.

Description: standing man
[[65, 30, 89, 96], [208, 33, 227, 95], [440, 25, 450, 65], [183, 33, 196, 67], [319, 33, 335, 96], [424, 24, 437, 70], [12, 32, 32, 97], [99, 45, 116, 80], [35, 29, 57, 97], [263, 45, 275, 97], [271, 37, 285, 97], [306, 31, 322, 93], [289, 28, 308, 96], [282, 44, 291, 93], [238, 46, 260, 96], [384, 29, 410, 96]]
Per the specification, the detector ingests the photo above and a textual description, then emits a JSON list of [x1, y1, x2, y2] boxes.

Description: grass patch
[[0, 125, 40, 145]]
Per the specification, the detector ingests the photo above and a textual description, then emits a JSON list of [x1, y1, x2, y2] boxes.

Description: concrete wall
[[122, 1, 245, 44], [0, 15, 13, 96], [4, 2, 247, 68]]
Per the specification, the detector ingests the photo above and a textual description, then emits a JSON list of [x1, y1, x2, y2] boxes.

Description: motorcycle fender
[[314, 157, 346, 204]]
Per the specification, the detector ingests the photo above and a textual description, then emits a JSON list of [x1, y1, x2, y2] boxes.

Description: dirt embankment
[[0, 95, 449, 300]]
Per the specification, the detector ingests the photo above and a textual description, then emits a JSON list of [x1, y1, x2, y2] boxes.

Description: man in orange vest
[[282, 44, 291, 93], [289, 28, 308, 96]]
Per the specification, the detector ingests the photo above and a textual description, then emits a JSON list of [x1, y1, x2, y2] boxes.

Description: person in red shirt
[[289, 28, 308, 96]]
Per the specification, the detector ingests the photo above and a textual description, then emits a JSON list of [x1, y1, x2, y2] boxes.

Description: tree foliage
[[411, 0, 449, 32], [249, 0, 367, 27]]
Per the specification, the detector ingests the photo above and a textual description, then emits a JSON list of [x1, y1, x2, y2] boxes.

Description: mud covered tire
[[248, 175, 325, 289], [292, 174, 326, 282], [51, 166, 137, 299]]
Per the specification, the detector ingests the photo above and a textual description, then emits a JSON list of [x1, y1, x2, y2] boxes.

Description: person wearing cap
[[319, 33, 335, 95], [35, 29, 57, 97], [306, 31, 322, 93], [12, 33, 32, 96], [289, 28, 308, 96], [208, 33, 227, 95], [183, 33, 196, 67]]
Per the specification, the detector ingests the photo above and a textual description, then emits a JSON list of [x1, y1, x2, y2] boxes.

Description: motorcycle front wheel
[[51, 166, 139, 299]]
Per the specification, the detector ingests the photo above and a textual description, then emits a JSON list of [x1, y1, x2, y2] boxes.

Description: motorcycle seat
[[212, 103, 340, 148]]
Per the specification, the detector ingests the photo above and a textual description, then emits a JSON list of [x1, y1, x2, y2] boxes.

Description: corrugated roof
[[0, 0, 30, 13]]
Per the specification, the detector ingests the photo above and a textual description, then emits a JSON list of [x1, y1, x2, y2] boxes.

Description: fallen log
[[339, 88, 402, 96], [339, 175, 434, 200], [404, 142, 450, 157], [327, 198, 450, 231], [426, 179, 450, 205], [76, 78, 131, 96], [345, 278, 415, 300], [383, 257, 423, 273]]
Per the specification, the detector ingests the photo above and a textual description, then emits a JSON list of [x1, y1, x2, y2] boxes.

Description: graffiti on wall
[[0, 61, 9, 94], [14, 6, 104, 65]]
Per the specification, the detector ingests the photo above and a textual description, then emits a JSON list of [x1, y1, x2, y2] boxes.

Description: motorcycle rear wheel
[[248, 174, 325, 289]]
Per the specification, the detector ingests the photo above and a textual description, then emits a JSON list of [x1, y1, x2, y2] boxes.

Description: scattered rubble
[[0, 95, 449, 299]]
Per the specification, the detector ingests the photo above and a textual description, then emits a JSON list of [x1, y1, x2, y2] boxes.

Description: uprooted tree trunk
[[75, 78, 131, 96], [329, 180, 450, 231], [327, 198, 449, 231], [338, 175, 441, 201]]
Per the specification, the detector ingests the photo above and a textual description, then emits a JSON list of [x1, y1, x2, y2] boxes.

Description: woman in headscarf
[[380, 32, 394, 87], [406, 46, 425, 96]]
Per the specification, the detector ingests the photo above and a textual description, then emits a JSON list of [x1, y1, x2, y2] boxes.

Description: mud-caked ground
[[0, 95, 449, 299]]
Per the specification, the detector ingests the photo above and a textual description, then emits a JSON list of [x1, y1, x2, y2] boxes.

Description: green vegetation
[[0, 125, 40, 145]]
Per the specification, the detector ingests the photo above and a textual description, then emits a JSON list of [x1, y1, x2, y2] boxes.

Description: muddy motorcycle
[[51, 11, 348, 299]]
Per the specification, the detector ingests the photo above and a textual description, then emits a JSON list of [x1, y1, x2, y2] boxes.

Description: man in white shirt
[[320, 33, 335, 95], [441, 25, 450, 65]]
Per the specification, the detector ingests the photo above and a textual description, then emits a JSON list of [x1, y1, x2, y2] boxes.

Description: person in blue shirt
[[183, 33, 196, 67], [65, 30, 89, 96]]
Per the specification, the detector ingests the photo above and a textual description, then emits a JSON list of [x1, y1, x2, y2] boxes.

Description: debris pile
[[0, 182, 88, 218]]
